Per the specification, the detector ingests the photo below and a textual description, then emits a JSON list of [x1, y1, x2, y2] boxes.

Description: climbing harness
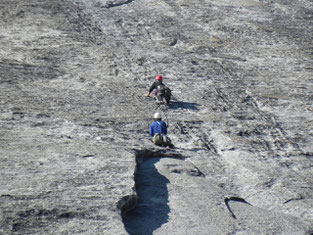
[[145, 88, 178, 129]]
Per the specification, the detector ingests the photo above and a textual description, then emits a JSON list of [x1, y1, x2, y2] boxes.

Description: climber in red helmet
[[145, 75, 171, 104]]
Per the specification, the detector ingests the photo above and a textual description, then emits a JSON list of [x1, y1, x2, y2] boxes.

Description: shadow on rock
[[123, 157, 170, 235], [169, 101, 200, 110]]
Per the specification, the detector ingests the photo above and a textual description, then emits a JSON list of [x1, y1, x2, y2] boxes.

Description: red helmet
[[155, 75, 162, 80]]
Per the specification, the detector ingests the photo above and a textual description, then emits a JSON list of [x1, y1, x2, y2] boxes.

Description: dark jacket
[[149, 120, 167, 136]]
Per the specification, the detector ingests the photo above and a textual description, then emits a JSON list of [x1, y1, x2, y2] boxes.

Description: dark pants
[[156, 94, 170, 105]]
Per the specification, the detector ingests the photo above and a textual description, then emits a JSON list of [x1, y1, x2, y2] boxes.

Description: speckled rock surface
[[1, 0, 312, 234]]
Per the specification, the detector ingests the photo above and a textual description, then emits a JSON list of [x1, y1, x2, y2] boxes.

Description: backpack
[[153, 133, 164, 146], [153, 133, 173, 147], [157, 84, 171, 101], [157, 84, 166, 95], [164, 86, 171, 99]]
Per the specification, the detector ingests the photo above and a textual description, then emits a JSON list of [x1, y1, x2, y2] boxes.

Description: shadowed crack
[[103, 0, 135, 8], [190, 166, 205, 177], [224, 196, 252, 219], [199, 138, 217, 153], [133, 149, 185, 161], [117, 195, 137, 216], [283, 195, 305, 204], [119, 149, 176, 235]]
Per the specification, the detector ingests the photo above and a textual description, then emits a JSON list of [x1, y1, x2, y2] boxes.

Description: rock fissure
[[1, 0, 313, 233], [224, 196, 253, 219], [119, 149, 183, 235], [283, 196, 305, 204], [198, 138, 218, 153], [103, 0, 135, 9]]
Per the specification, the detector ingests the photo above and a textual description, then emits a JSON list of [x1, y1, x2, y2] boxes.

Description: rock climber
[[145, 75, 171, 104], [149, 112, 174, 148]]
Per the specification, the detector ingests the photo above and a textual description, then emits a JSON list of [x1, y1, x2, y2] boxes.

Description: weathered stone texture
[[0, 0, 312, 234]]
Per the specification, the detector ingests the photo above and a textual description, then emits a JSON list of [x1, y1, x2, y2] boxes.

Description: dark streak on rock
[[81, 154, 95, 158], [133, 149, 185, 161], [283, 195, 304, 204], [171, 166, 205, 178], [199, 138, 217, 153], [1, 192, 53, 200], [176, 121, 187, 134], [36, 113, 50, 118], [81, 123, 106, 129], [189, 166, 205, 177], [103, 0, 135, 9], [304, 152, 313, 157], [9, 208, 88, 232], [0, 194, 13, 198], [224, 196, 252, 219]]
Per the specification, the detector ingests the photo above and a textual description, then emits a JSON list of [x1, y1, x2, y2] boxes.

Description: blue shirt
[[149, 121, 167, 136]]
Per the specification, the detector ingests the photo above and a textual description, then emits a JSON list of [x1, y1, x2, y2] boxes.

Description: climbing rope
[[157, 103, 169, 127], [148, 93, 174, 128]]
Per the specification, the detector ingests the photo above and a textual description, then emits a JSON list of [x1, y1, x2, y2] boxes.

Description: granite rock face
[[0, 0, 313, 234]]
